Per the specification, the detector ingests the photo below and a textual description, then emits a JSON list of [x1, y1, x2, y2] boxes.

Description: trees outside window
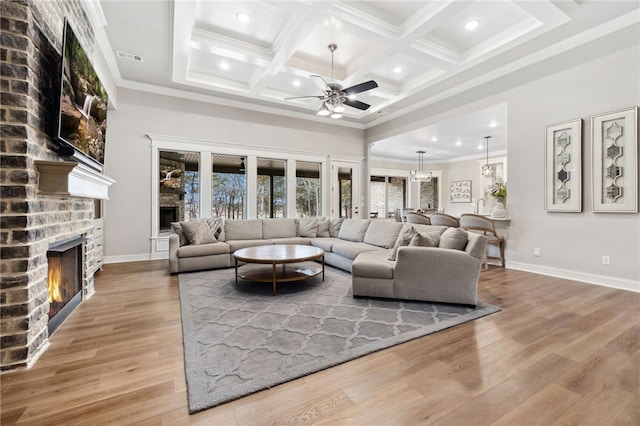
[[296, 161, 321, 217], [212, 155, 246, 219], [257, 158, 286, 218]]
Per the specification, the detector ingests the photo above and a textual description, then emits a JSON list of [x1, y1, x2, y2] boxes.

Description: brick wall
[[1, 0, 100, 371]]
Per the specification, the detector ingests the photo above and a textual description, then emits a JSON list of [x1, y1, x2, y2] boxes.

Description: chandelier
[[482, 136, 494, 177], [410, 151, 432, 182]]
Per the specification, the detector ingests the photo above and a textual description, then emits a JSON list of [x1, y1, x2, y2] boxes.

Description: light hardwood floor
[[1, 260, 638, 425]]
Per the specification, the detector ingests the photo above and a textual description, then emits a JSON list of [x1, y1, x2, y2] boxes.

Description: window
[[339, 168, 352, 218], [159, 150, 199, 234], [370, 175, 406, 218], [296, 161, 321, 217], [257, 158, 286, 218], [212, 154, 246, 219]]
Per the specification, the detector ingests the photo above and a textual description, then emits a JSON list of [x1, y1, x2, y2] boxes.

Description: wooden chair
[[406, 212, 431, 225], [429, 213, 459, 228], [459, 213, 505, 269]]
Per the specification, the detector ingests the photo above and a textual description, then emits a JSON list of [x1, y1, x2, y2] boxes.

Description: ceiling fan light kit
[[285, 44, 378, 120]]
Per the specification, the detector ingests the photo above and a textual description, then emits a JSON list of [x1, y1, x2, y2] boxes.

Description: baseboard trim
[[507, 261, 640, 293], [104, 253, 167, 264]]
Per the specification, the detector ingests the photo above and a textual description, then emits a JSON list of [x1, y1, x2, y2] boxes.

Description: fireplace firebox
[[47, 236, 85, 335], [160, 206, 178, 231]]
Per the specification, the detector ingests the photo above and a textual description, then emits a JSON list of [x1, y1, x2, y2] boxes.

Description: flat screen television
[[56, 19, 108, 171]]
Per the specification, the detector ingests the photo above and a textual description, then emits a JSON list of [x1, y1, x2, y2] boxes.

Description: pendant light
[[410, 151, 432, 182], [482, 136, 494, 177]]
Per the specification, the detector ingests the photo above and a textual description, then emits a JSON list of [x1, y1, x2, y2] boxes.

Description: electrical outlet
[[533, 248, 541, 257], [602, 255, 611, 265]]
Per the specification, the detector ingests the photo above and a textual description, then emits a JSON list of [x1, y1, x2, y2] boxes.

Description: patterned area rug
[[178, 263, 500, 413]]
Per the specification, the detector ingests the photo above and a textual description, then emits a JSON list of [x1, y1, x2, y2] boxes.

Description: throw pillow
[[207, 217, 225, 241], [181, 219, 218, 245], [388, 226, 416, 261], [439, 227, 468, 250], [299, 217, 318, 237], [329, 217, 344, 237], [317, 219, 330, 237], [409, 230, 440, 247], [171, 222, 188, 246]]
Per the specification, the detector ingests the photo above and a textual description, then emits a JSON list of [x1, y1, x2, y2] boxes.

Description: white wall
[[103, 89, 365, 261], [505, 43, 639, 289], [368, 28, 639, 291]]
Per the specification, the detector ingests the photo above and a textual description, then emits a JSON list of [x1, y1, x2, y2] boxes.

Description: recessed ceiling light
[[477, 143, 484, 150], [292, 80, 301, 87], [393, 66, 403, 74], [465, 20, 479, 31], [236, 13, 250, 23], [489, 120, 497, 127], [456, 141, 462, 146], [219, 61, 230, 70], [431, 136, 437, 142]]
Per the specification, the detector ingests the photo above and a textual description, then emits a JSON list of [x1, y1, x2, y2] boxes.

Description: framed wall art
[[450, 180, 471, 203], [545, 119, 582, 212], [592, 107, 638, 213]]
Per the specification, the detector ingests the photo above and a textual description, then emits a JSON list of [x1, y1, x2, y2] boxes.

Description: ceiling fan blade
[[284, 95, 325, 100], [310, 74, 330, 91], [344, 80, 378, 95], [344, 99, 371, 111]]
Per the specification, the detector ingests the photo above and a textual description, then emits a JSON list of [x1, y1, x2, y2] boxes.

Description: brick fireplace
[[1, 1, 112, 371]]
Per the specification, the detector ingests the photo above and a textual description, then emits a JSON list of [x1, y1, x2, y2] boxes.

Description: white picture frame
[[592, 107, 638, 213], [450, 180, 472, 203], [545, 119, 582, 212]]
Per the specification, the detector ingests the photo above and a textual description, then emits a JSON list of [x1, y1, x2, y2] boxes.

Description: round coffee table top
[[234, 244, 323, 264]]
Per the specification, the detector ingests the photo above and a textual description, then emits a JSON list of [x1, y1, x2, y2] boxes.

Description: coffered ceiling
[[96, 0, 638, 160]]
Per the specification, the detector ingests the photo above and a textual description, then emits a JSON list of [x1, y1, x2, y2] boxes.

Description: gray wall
[[103, 89, 365, 259]]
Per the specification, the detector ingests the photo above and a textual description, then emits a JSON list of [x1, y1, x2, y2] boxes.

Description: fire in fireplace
[[47, 236, 84, 335]]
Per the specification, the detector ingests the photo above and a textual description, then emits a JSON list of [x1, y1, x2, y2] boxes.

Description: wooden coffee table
[[233, 245, 325, 296]]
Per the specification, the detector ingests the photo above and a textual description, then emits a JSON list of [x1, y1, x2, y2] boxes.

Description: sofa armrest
[[168, 233, 181, 274], [393, 246, 483, 305]]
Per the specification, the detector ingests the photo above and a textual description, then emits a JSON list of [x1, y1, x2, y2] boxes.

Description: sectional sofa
[[169, 217, 487, 305]]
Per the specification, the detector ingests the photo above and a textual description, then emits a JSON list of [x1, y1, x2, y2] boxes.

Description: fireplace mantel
[[34, 160, 116, 200]]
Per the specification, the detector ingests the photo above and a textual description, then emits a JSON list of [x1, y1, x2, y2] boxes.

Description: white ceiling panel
[[195, 1, 290, 49]]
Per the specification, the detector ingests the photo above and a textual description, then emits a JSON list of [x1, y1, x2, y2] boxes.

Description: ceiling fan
[[285, 44, 378, 119]]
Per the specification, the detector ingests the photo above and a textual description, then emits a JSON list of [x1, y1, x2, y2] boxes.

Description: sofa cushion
[[329, 217, 344, 237], [331, 241, 383, 260], [298, 217, 318, 237], [310, 237, 341, 252], [177, 242, 230, 258], [262, 219, 296, 239], [409, 230, 440, 247], [439, 227, 469, 250], [171, 222, 188, 246], [181, 219, 217, 245], [352, 250, 394, 279], [338, 219, 371, 242], [363, 221, 402, 248], [225, 219, 263, 240], [269, 237, 313, 245], [388, 226, 416, 261], [227, 239, 272, 252], [317, 219, 330, 237]]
